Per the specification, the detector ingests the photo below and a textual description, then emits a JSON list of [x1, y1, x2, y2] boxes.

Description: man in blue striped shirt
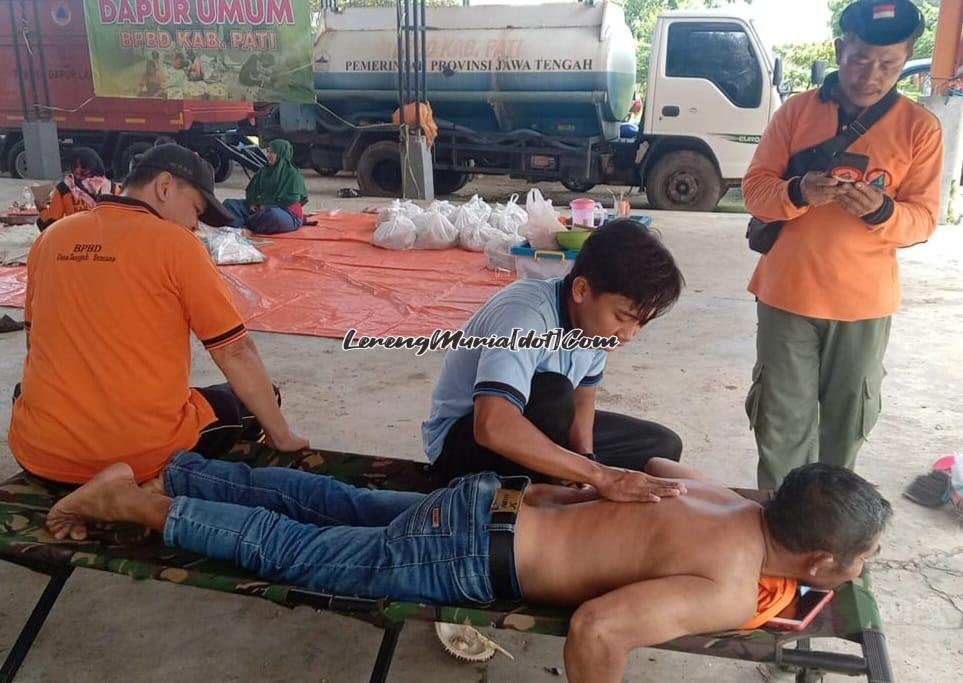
[[422, 220, 686, 503]]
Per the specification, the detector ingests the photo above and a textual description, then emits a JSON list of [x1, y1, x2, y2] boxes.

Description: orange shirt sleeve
[[37, 186, 68, 231], [743, 101, 812, 224], [173, 232, 247, 350], [867, 120, 942, 248]]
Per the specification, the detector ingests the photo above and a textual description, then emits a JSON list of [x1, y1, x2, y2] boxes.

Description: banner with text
[[83, 0, 315, 102]]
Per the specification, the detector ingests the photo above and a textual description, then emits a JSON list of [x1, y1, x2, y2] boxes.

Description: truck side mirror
[[811, 60, 827, 87], [773, 57, 783, 88]]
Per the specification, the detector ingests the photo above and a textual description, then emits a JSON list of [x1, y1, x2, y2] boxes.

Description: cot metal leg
[[368, 622, 404, 683], [0, 566, 74, 683], [862, 631, 895, 683]]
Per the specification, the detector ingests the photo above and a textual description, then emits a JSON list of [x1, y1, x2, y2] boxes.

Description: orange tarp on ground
[[0, 212, 514, 339]]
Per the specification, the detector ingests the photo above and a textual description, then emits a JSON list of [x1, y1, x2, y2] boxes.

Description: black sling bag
[[746, 85, 901, 255]]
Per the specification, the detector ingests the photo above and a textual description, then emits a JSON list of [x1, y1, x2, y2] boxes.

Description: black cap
[[839, 0, 925, 47], [132, 144, 234, 227]]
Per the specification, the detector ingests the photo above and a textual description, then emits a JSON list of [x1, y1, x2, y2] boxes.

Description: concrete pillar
[[22, 120, 62, 180], [920, 95, 963, 224], [930, 0, 963, 91], [400, 133, 434, 201]]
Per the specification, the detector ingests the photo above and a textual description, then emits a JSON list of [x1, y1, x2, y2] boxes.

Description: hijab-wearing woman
[[37, 148, 121, 231], [223, 139, 307, 234]]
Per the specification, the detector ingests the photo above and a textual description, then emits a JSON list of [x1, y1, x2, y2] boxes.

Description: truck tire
[[434, 170, 469, 195], [561, 179, 596, 193], [7, 140, 27, 179], [311, 162, 339, 177], [645, 150, 722, 212], [119, 141, 153, 178], [356, 140, 403, 197], [200, 147, 234, 183]]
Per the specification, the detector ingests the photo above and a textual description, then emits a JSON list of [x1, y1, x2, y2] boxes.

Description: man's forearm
[[477, 411, 601, 485], [209, 336, 290, 440], [569, 387, 596, 455]]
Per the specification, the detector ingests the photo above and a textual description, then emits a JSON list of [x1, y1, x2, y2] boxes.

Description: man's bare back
[[515, 479, 765, 606]]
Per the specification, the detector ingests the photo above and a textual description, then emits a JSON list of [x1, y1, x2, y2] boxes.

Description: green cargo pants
[[746, 302, 891, 489]]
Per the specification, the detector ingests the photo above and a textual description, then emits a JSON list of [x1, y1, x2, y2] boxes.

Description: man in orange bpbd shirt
[[9, 144, 308, 487], [742, 0, 942, 488]]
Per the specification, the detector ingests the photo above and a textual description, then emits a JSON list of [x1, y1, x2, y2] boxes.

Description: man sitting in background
[[10, 144, 307, 487]]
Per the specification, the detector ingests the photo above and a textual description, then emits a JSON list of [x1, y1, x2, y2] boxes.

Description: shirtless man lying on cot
[[45, 453, 889, 683]]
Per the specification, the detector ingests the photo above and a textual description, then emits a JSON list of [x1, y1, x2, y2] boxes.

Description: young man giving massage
[[46, 453, 889, 683]]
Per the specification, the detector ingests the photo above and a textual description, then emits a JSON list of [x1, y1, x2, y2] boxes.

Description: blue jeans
[[161, 451, 523, 604], [222, 198, 302, 235]]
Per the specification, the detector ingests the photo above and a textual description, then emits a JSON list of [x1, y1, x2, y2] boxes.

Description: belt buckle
[[490, 488, 522, 514]]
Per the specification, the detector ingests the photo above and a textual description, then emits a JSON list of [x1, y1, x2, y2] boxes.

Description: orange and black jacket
[[37, 181, 122, 231]]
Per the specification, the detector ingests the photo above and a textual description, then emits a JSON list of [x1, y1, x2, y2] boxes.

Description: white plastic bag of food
[[372, 214, 418, 250], [484, 234, 522, 272], [429, 200, 458, 220], [414, 211, 458, 250], [379, 199, 424, 225], [519, 188, 563, 249], [197, 227, 266, 265], [488, 193, 528, 234], [462, 194, 492, 224]]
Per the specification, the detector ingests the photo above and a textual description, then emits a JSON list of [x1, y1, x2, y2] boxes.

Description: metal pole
[[413, 0, 421, 135], [395, 0, 404, 115]]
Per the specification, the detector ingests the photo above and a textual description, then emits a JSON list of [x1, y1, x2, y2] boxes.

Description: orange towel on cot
[[740, 576, 798, 630], [392, 102, 438, 148]]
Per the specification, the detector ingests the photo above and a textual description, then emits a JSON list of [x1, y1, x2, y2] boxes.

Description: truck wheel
[[434, 170, 469, 195], [118, 141, 153, 178], [7, 140, 27, 179], [311, 162, 339, 177], [200, 147, 233, 183], [646, 150, 722, 212], [356, 141, 403, 197], [561, 179, 596, 193]]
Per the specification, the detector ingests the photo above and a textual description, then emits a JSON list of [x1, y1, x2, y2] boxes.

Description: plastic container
[[511, 244, 578, 279], [570, 198, 596, 229]]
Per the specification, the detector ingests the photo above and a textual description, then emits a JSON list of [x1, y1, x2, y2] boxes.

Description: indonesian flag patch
[[873, 3, 896, 20]]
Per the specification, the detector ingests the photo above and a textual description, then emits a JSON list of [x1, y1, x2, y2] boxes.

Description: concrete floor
[[0, 173, 961, 682]]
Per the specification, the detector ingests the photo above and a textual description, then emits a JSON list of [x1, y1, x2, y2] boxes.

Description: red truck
[[0, 0, 258, 180]]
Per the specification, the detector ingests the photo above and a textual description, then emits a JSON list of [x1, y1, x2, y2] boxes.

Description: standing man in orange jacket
[[742, 0, 942, 488]]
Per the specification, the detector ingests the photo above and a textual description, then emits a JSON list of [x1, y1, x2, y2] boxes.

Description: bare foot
[[140, 476, 165, 496], [45, 463, 138, 541]]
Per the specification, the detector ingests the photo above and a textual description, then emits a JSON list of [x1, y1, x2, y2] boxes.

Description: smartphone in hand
[[828, 152, 871, 184]]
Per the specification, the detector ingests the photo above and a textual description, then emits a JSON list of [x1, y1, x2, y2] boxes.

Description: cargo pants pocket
[[745, 364, 763, 431]]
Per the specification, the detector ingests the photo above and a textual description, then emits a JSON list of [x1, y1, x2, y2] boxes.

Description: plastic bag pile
[[373, 191, 564, 272], [373, 194, 532, 252]]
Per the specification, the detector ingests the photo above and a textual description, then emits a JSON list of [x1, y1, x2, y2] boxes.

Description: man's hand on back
[[800, 171, 843, 207], [835, 181, 885, 218], [593, 467, 686, 503]]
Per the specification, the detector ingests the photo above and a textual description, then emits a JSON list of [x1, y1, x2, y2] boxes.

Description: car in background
[[898, 58, 933, 100]]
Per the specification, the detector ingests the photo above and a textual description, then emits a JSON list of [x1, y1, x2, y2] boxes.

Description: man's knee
[[659, 427, 684, 462], [524, 373, 575, 444]]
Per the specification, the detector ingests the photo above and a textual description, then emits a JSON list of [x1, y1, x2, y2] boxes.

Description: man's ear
[[570, 276, 591, 304], [154, 172, 175, 202], [804, 551, 836, 578], [834, 37, 845, 65]]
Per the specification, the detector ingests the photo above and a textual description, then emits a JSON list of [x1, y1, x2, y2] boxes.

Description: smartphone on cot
[[765, 586, 834, 631], [827, 152, 870, 184]]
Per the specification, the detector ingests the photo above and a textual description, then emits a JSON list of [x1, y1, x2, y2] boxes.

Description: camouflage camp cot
[[0, 444, 895, 683]]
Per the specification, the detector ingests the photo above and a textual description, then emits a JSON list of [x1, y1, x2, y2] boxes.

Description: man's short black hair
[[563, 219, 684, 325], [766, 463, 892, 566]]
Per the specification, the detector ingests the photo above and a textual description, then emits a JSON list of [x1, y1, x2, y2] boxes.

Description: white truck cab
[[640, 10, 784, 211]]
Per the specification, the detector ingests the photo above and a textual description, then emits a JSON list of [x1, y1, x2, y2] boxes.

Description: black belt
[[488, 476, 527, 601]]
